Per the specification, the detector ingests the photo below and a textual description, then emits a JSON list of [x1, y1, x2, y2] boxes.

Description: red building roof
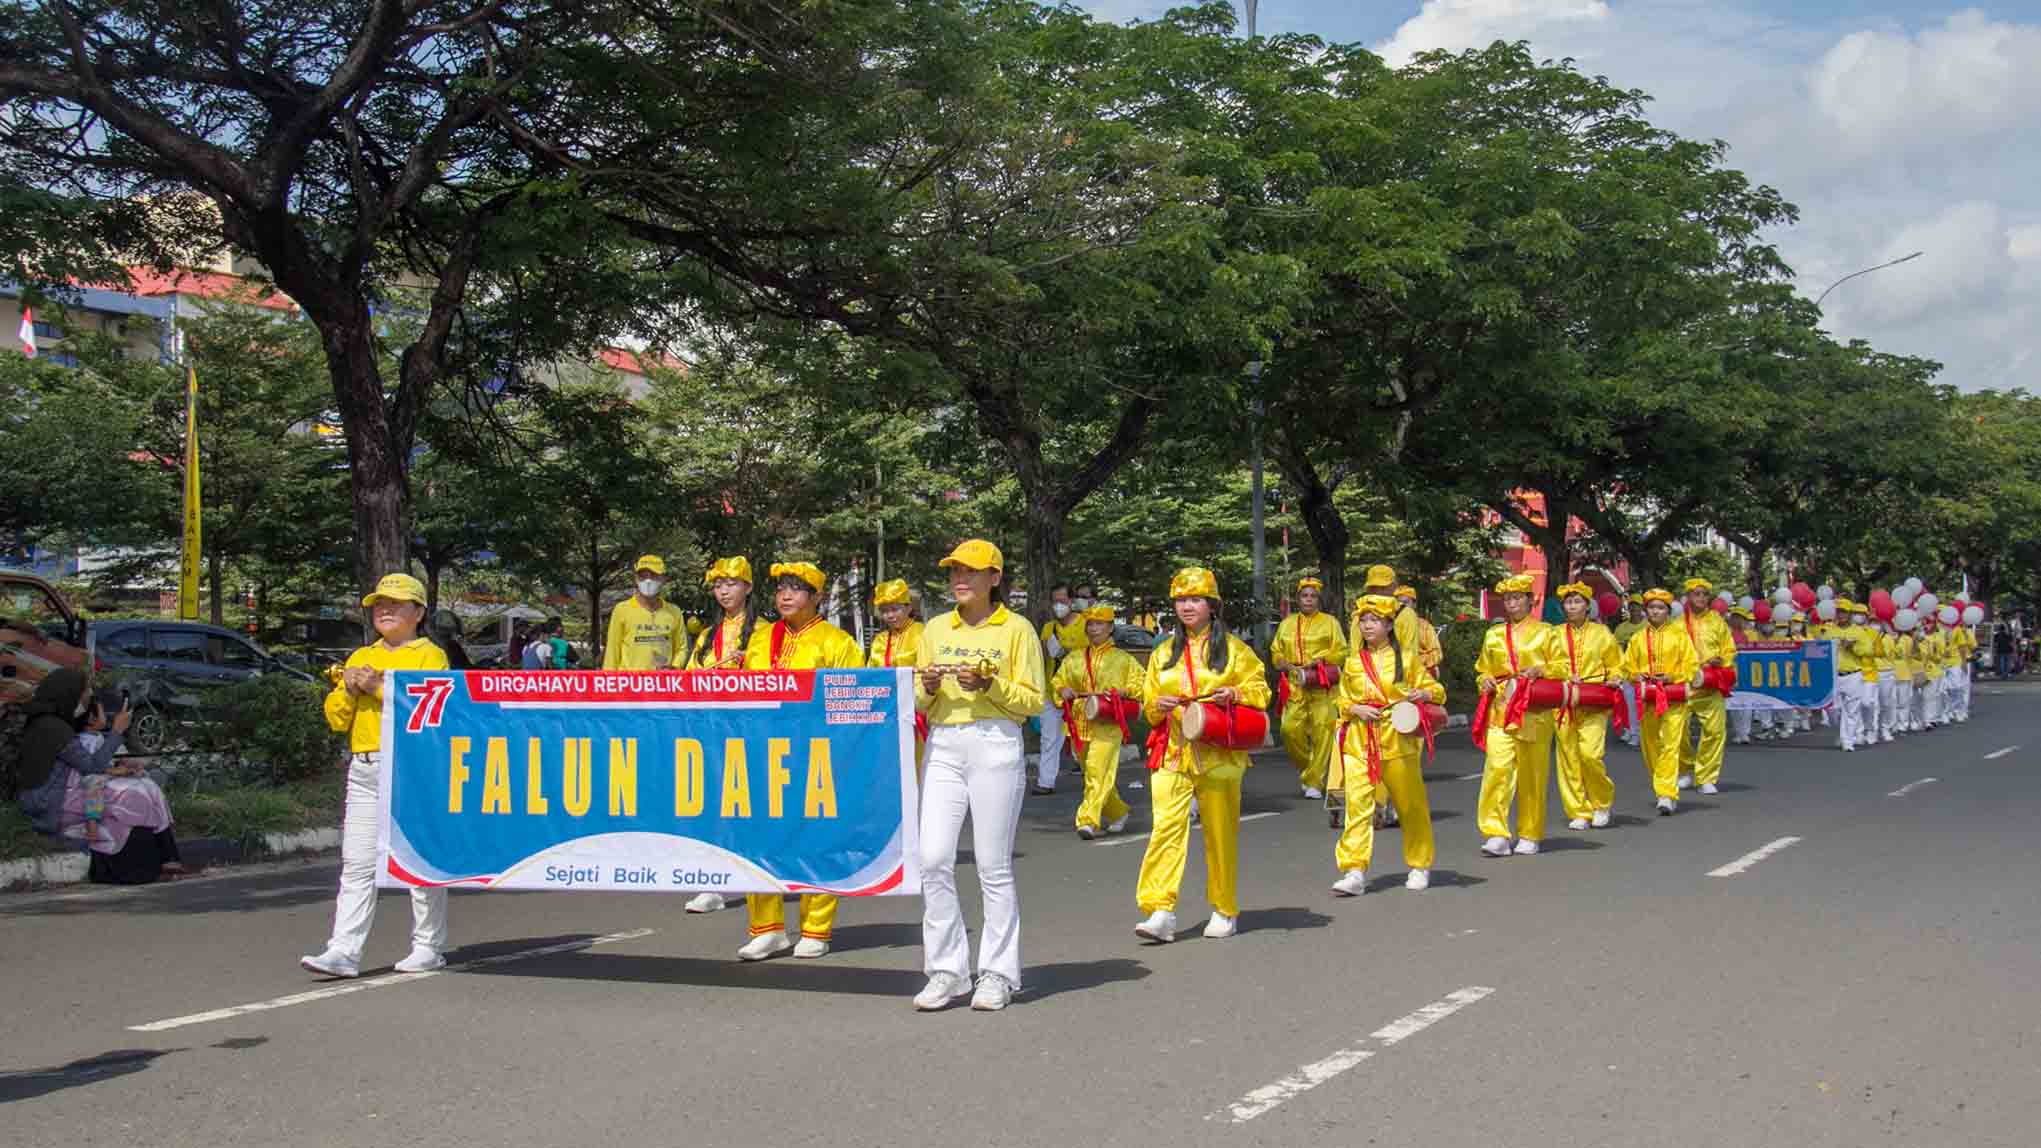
[[119, 267, 297, 312], [598, 347, 687, 376]]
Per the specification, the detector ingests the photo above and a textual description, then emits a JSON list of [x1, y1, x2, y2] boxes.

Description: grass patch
[[0, 802, 68, 862], [170, 768, 344, 854]]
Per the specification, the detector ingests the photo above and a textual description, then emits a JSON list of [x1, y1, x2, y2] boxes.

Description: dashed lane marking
[[1706, 836, 1803, 878]]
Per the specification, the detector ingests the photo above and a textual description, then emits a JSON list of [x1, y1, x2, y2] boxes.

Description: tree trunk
[[208, 547, 224, 627], [423, 555, 443, 627], [299, 298, 411, 596], [1023, 488, 1064, 630], [254, 581, 268, 641], [589, 541, 606, 664], [1272, 428, 1350, 620]]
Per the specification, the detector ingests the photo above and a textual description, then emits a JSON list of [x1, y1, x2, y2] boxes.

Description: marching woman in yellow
[[1272, 576, 1346, 800], [1678, 578, 1738, 794], [685, 557, 757, 672], [868, 579, 925, 672], [1550, 582, 1625, 832], [911, 540, 1046, 1011], [1052, 605, 1143, 839], [1624, 589, 1699, 815], [1329, 595, 1443, 895], [736, 561, 866, 962], [1394, 585, 1443, 673], [1135, 568, 1271, 943], [680, 556, 757, 915], [1474, 573, 1555, 857]]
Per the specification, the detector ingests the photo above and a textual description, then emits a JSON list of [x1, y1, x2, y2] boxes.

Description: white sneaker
[[1107, 815, 1129, 834], [1481, 836, 1511, 857], [1590, 809, 1611, 828], [1077, 824, 1099, 840], [1656, 797, 1676, 815], [1841, 744, 1854, 753], [971, 973, 1016, 1011], [914, 972, 971, 1011], [793, 937, 830, 959], [1380, 804, 1400, 827], [1135, 910, 1177, 943], [1404, 868, 1430, 891], [1567, 817, 1589, 831], [300, 948, 359, 979], [685, 892, 725, 914], [1202, 912, 1238, 939], [738, 931, 792, 961], [1128, 778, 1145, 789], [393, 946, 445, 974], [1189, 806, 1201, 827], [1677, 774, 1694, 790], [1302, 786, 1325, 800], [1513, 838, 1540, 856], [1331, 869, 1369, 897], [1699, 783, 1719, 795]]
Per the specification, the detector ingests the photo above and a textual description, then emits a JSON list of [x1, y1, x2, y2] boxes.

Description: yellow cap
[[362, 572, 427, 608], [872, 579, 911, 607], [1082, 604, 1115, 622], [1683, 577, 1713, 594], [1297, 576, 1323, 592], [687, 616, 706, 635], [1730, 607, 1754, 621], [703, 557, 752, 585], [1169, 567, 1221, 600], [1556, 581, 1593, 600], [1352, 594, 1400, 620], [1393, 584, 1417, 601], [1628, 594, 1644, 605], [634, 554, 668, 576], [1643, 588, 1675, 606], [1494, 573, 1536, 595], [1363, 564, 1396, 589], [938, 539, 1004, 572], [770, 561, 825, 593]]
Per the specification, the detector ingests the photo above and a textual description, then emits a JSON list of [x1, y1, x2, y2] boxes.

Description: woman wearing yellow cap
[[603, 554, 687, 669], [1474, 573, 1556, 856], [1678, 578, 1738, 795], [1624, 589, 1699, 815], [1272, 576, 1346, 800], [1134, 567, 1271, 943], [1052, 604, 1142, 839], [1393, 586, 1443, 673], [674, 557, 757, 915], [1549, 582, 1624, 833], [734, 561, 866, 962], [869, 579, 925, 671], [1329, 594, 1443, 895], [300, 573, 453, 979], [685, 557, 757, 673], [912, 540, 1046, 1012]]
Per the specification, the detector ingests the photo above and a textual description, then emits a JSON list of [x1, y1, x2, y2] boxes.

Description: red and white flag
[[17, 307, 34, 358]]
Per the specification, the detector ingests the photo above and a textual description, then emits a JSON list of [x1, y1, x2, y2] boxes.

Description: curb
[[2, 825, 341, 891]]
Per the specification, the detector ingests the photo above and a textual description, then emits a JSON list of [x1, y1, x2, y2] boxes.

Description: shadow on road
[[1536, 837, 1606, 853], [1020, 957, 1153, 1002], [0, 867, 337, 919], [1233, 905, 1334, 934], [465, 952, 929, 996], [0, 1048, 181, 1104]]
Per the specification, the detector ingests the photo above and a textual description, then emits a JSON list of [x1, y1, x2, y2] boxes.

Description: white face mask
[[638, 579, 663, 599], [1052, 601, 1071, 619], [1072, 597, 1091, 610]]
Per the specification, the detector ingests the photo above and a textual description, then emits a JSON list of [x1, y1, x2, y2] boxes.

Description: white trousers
[[1860, 677, 1881, 740], [1950, 667, 1970, 720], [920, 720, 1027, 987], [1036, 698, 1065, 788], [1879, 679, 1901, 738], [1729, 708, 1752, 740], [1835, 676, 1865, 749], [1910, 682, 1928, 728], [1620, 683, 1641, 740], [328, 753, 447, 962]]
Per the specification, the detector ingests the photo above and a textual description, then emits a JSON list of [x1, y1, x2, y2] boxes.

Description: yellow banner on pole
[[177, 363, 201, 621]]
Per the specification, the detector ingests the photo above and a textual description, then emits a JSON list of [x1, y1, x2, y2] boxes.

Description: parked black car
[[87, 621, 317, 752]]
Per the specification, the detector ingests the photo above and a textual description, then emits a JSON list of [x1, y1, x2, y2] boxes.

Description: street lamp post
[[1815, 251, 1923, 308]]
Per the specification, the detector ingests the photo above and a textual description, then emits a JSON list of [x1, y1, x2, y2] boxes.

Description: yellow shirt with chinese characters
[[917, 606, 1048, 726]]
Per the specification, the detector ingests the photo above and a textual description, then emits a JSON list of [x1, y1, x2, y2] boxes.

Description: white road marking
[[128, 928, 656, 1033], [1455, 772, 1485, 781], [1984, 745, 2019, 760], [1097, 810, 1281, 846], [1887, 777, 1939, 798], [1706, 836, 1803, 878], [1214, 987, 1495, 1123]]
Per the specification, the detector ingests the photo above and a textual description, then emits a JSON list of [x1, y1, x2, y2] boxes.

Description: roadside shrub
[[191, 674, 345, 782], [1439, 617, 1490, 709]]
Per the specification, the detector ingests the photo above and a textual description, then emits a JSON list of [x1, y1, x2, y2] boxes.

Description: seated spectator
[[15, 671, 184, 884]]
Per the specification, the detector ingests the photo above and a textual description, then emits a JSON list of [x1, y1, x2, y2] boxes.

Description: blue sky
[[1076, 2, 2041, 392]]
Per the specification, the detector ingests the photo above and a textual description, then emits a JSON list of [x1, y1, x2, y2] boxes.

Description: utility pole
[[1244, 1, 1266, 644]]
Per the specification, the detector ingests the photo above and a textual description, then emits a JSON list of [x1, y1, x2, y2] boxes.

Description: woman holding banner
[[736, 562, 865, 962], [1133, 568, 1271, 944], [679, 557, 757, 916], [1623, 589, 1698, 816], [912, 540, 1045, 1012], [1052, 604, 1142, 840], [1329, 594, 1443, 895]]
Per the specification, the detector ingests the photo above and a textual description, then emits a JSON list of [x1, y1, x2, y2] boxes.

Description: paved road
[[5, 681, 2037, 1147]]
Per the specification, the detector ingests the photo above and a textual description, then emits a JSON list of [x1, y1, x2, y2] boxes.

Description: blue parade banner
[[374, 669, 920, 895], [1724, 640, 1838, 710]]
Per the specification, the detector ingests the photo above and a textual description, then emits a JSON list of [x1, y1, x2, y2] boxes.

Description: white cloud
[[1370, 2, 2041, 391]]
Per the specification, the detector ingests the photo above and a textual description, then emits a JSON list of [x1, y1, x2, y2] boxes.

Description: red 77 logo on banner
[[404, 677, 457, 733]]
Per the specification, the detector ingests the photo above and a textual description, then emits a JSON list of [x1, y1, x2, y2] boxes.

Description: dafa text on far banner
[[375, 669, 919, 895]]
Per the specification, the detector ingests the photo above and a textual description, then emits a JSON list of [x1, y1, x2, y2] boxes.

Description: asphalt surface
[[5, 680, 2037, 1147]]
